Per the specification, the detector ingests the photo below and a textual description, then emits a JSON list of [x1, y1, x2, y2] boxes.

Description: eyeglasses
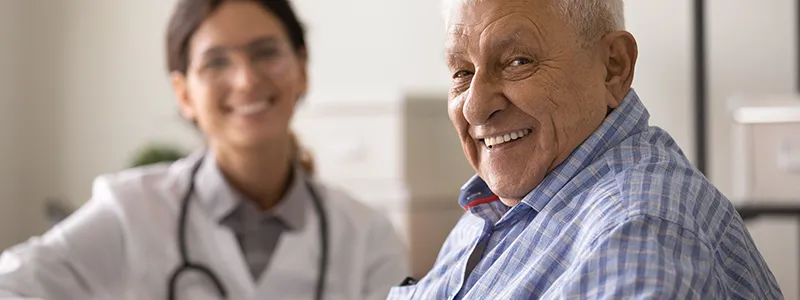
[[189, 39, 299, 86]]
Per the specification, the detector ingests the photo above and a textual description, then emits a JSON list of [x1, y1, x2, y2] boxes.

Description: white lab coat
[[0, 152, 409, 300]]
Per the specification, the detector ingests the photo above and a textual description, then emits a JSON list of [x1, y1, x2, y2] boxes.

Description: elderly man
[[389, 0, 782, 299]]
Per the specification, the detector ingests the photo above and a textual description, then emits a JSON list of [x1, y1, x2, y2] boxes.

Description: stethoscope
[[167, 154, 329, 300]]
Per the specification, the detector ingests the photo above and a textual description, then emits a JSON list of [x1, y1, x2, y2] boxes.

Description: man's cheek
[[461, 136, 480, 168]]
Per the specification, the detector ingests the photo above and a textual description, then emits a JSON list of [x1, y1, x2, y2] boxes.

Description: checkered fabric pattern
[[388, 90, 782, 300]]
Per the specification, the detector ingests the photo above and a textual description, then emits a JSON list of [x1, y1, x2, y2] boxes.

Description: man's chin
[[487, 183, 534, 207], [484, 171, 544, 206]]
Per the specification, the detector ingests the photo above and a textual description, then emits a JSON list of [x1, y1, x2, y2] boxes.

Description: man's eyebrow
[[484, 29, 526, 50], [445, 45, 468, 66], [445, 52, 467, 69], [445, 39, 471, 67]]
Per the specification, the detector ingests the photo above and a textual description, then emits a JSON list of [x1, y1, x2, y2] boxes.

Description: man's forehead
[[445, 13, 550, 53], [446, 25, 528, 50], [445, 0, 553, 41], [445, 0, 553, 24]]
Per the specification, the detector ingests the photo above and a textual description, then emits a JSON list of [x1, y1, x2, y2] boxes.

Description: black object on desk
[[400, 277, 418, 287]]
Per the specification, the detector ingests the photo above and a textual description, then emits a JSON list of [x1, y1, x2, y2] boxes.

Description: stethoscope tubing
[[167, 154, 328, 300]]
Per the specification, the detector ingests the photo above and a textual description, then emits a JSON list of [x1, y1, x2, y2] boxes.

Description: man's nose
[[462, 72, 507, 126]]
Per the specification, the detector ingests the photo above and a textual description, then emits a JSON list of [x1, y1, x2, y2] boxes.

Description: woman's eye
[[204, 57, 229, 69], [510, 58, 531, 67]]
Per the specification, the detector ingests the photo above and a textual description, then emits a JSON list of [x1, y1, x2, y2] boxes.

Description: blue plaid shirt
[[388, 90, 782, 299]]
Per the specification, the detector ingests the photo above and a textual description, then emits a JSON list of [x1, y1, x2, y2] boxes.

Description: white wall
[[291, 0, 451, 100], [0, 0, 201, 245], [625, 1, 695, 162], [708, 0, 797, 197], [708, 0, 799, 298], [51, 0, 200, 205], [0, 0, 27, 248], [19, 1, 71, 244]]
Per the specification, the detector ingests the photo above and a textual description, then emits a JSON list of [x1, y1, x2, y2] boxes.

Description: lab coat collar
[[192, 148, 309, 229], [193, 149, 239, 223], [218, 167, 309, 232]]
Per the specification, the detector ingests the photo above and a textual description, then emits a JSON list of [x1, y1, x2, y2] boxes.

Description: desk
[[738, 204, 800, 221], [737, 203, 800, 291]]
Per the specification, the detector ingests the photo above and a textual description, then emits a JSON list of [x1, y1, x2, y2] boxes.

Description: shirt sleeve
[[555, 215, 718, 299], [0, 180, 128, 299], [361, 214, 410, 300]]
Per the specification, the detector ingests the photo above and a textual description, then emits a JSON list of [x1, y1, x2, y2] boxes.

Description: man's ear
[[171, 71, 195, 121], [602, 31, 638, 106]]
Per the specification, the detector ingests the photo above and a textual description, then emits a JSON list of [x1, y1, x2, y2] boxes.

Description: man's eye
[[452, 70, 473, 79], [510, 58, 532, 67]]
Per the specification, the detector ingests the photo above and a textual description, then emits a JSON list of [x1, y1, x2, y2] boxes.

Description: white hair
[[442, 0, 625, 42]]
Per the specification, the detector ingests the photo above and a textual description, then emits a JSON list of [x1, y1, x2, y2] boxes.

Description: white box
[[292, 92, 474, 276], [730, 95, 800, 299], [731, 96, 800, 203]]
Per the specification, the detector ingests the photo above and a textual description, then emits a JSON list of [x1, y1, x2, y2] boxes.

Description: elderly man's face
[[446, 0, 632, 205]]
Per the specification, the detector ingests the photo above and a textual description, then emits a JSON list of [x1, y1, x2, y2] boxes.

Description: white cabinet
[[731, 96, 800, 299], [732, 98, 800, 201], [292, 92, 474, 277]]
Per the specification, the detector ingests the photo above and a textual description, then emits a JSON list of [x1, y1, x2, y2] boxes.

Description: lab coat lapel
[[186, 149, 257, 297], [193, 209, 257, 298], [255, 206, 320, 297]]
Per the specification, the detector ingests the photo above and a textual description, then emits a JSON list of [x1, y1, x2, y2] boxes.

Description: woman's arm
[[361, 215, 410, 300], [0, 191, 128, 299]]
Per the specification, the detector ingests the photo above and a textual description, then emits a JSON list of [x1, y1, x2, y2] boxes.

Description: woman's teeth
[[484, 129, 531, 148], [231, 101, 269, 116]]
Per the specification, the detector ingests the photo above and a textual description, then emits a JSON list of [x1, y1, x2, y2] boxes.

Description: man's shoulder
[[589, 126, 736, 241]]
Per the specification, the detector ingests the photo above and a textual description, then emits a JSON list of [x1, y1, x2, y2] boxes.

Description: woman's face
[[172, 1, 307, 150]]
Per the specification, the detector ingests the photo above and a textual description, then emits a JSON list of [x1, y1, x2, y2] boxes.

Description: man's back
[[388, 91, 781, 299]]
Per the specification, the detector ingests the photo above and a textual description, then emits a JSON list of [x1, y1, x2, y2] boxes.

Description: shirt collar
[[193, 149, 308, 231], [269, 168, 308, 231], [457, 174, 499, 209], [458, 89, 650, 211]]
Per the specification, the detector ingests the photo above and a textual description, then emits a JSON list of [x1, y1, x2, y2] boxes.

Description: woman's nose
[[230, 58, 261, 92]]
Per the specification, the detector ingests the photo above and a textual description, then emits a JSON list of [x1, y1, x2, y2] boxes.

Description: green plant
[[130, 143, 186, 168]]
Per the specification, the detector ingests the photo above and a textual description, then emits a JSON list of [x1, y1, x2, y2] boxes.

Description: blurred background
[[1, 0, 799, 298]]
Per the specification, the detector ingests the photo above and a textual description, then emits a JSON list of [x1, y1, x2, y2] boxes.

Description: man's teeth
[[484, 129, 531, 148], [232, 101, 269, 116]]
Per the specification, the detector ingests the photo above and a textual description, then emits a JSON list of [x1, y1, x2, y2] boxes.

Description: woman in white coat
[[0, 0, 409, 299]]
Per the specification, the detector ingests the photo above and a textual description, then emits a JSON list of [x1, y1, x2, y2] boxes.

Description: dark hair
[[166, 0, 306, 74]]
